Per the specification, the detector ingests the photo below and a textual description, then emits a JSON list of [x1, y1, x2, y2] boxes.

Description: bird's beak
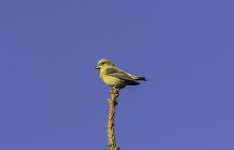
[[95, 65, 100, 69]]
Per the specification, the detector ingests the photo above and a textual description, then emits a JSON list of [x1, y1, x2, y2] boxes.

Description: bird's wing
[[105, 67, 134, 81]]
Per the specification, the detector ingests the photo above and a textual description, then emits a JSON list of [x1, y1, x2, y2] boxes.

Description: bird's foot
[[108, 87, 120, 103], [110, 87, 119, 95]]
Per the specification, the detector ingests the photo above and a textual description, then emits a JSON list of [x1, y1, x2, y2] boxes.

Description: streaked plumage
[[95, 58, 146, 89]]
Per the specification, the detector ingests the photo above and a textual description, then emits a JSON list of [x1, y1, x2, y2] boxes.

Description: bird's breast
[[102, 75, 121, 86]]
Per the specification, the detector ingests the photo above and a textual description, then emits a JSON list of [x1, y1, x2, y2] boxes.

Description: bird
[[95, 58, 146, 90]]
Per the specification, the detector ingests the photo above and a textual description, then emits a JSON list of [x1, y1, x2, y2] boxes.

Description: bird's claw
[[110, 89, 119, 95], [112, 86, 119, 93], [109, 86, 119, 94]]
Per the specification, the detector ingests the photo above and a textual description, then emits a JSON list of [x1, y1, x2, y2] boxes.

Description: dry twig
[[107, 88, 120, 150]]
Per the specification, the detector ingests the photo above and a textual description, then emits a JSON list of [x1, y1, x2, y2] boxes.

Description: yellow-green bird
[[95, 58, 146, 89]]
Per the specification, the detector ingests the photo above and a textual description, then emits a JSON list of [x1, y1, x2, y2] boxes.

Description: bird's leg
[[108, 87, 119, 106], [111, 86, 120, 95], [112, 85, 119, 91], [108, 86, 119, 101]]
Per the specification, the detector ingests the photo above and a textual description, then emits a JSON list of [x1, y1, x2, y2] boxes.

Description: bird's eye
[[101, 62, 105, 65]]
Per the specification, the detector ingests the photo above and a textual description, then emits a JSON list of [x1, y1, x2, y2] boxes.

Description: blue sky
[[0, 0, 234, 150]]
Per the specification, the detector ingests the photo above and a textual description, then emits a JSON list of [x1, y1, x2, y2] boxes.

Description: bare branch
[[107, 88, 120, 150]]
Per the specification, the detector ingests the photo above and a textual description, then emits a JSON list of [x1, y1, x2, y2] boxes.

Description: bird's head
[[95, 58, 114, 69]]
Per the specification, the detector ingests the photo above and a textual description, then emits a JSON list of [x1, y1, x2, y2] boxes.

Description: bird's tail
[[128, 81, 140, 85], [127, 76, 146, 86], [136, 76, 147, 81], [129, 74, 147, 81]]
